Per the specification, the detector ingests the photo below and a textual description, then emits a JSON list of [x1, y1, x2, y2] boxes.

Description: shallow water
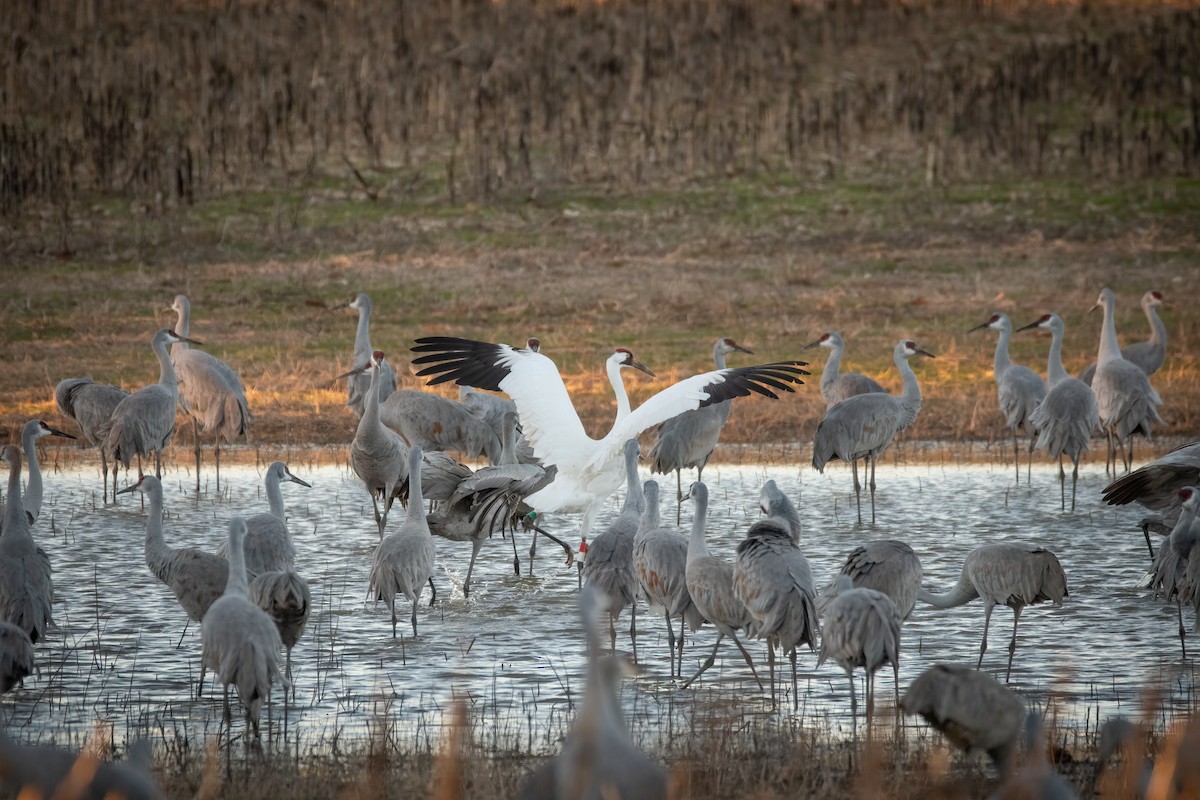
[[5, 453, 1195, 752]]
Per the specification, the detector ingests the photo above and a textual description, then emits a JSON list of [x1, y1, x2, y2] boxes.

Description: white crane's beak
[[627, 359, 655, 377]]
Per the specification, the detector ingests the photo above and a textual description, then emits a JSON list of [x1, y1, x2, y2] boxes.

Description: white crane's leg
[[1005, 605, 1024, 682], [730, 633, 764, 690], [977, 600, 996, 668], [852, 458, 862, 524], [681, 632, 724, 689]]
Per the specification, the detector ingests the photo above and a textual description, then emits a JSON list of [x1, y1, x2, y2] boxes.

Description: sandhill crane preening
[[801, 331, 887, 409], [901, 662, 1026, 774], [341, 351, 410, 537], [249, 569, 310, 698], [201, 517, 283, 738], [411, 335, 807, 560], [0, 621, 33, 693], [0, 419, 75, 528], [971, 313, 1046, 484], [55, 376, 130, 502], [820, 539, 923, 621], [170, 294, 252, 491], [990, 712, 1079, 800], [117, 474, 228, 695], [1016, 314, 1099, 511], [581, 439, 644, 656], [1078, 290, 1167, 386], [215, 461, 310, 577], [1091, 287, 1164, 475], [633, 481, 704, 677], [648, 337, 753, 523], [343, 292, 397, 417], [732, 480, 820, 710], [0, 734, 163, 800], [0, 446, 53, 645], [680, 482, 763, 691], [100, 328, 202, 480], [812, 340, 934, 524], [918, 543, 1068, 681], [369, 446, 437, 637], [817, 575, 902, 740]]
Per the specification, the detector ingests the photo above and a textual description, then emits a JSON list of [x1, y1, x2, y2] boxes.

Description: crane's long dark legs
[[1057, 455, 1066, 511], [528, 531, 538, 575], [390, 598, 398, 638], [215, 437, 222, 490], [766, 641, 776, 708], [867, 670, 876, 740], [848, 670, 858, 744], [1143, 521, 1156, 560], [868, 454, 877, 525], [676, 613, 686, 678], [464, 540, 482, 599], [1070, 457, 1080, 513], [411, 591, 420, 637], [510, 525, 521, 575], [193, 417, 202, 492], [1177, 598, 1187, 659], [978, 601, 995, 668], [198, 661, 207, 699], [1005, 606, 1025, 682], [663, 611, 676, 677], [675, 468, 683, 526], [852, 458, 862, 524], [1012, 428, 1020, 484], [681, 632, 724, 689], [730, 633, 764, 690], [629, 599, 637, 662], [789, 646, 798, 711], [428, 577, 436, 606], [1026, 432, 1035, 484]]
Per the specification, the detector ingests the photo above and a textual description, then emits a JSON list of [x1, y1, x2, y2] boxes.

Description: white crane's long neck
[[153, 336, 180, 390], [992, 327, 1013, 379], [172, 306, 191, 354], [1046, 323, 1068, 386], [3, 453, 23, 534], [1145, 301, 1167, 348], [21, 427, 43, 523], [354, 305, 373, 361], [266, 472, 286, 519], [608, 359, 632, 421], [224, 530, 250, 596], [686, 494, 709, 563], [1097, 298, 1122, 364], [821, 341, 844, 395]]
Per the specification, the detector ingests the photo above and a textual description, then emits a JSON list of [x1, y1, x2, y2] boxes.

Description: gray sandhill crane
[[732, 480, 820, 710], [343, 292, 397, 417], [817, 575, 902, 739], [170, 294, 252, 491], [0, 734, 163, 800], [819, 539, 922, 621], [918, 543, 1068, 681], [901, 662, 1026, 774], [633, 481, 704, 677], [0, 419, 74, 530], [378, 389, 502, 464], [680, 481, 762, 690], [117, 474, 228, 695], [648, 337, 753, 523], [971, 313, 1046, 484], [55, 376, 129, 501], [412, 335, 807, 562], [215, 461, 310, 577], [802, 330, 887, 408], [812, 340, 934, 524], [1016, 314, 1099, 511], [990, 712, 1079, 800], [0, 621, 33, 693], [0, 446, 53, 644], [1146, 487, 1199, 658], [201, 516, 283, 738], [100, 328, 201, 480], [1091, 287, 1164, 475], [369, 446, 437, 637], [458, 385, 536, 464], [518, 586, 668, 800], [249, 569, 310, 697], [341, 351, 409, 537], [1102, 441, 1200, 530], [582, 439, 644, 656], [1079, 290, 1167, 385]]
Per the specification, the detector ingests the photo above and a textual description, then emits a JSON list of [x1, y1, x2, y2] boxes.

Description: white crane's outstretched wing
[[410, 337, 592, 470]]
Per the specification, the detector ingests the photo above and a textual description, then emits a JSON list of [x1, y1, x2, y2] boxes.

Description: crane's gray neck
[[358, 365, 383, 436], [992, 325, 1014, 379], [1046, 321, 1068, 386], [608, 358, 632, 421], [3, 453, 23, 533], [143, 485, 166, 561], [821, 338, 845, 396], [686, 490, 709, 563], [265, 470, 286, 519], [407, 449, 425, 510], [224, 529, 250, 596], [896, 352, 923, 428], [623, 446, 644, 514], [712, 343, 728, 371], [153, 335, 180, 390], [1097, 296, 1122, 364], [21, 425, 43, 524], [172, 304, 191, 354], [1144, 299, 1167, 349], [353, 302, 374, 361], [917, 584, 976, 609], [498, 416, 519, 466], [638, 487, 660, 533]]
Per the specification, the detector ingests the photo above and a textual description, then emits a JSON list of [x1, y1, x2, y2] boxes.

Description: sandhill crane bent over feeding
[[1, 419, 75, 529], [971, 313, 1046, 484], [802, 331, 887, 409], [1017, 314, 1099, 511], [1079, 290, 1167, 385], [215, 461, 310, 577], [812, 340, 934, 524], [369, 446, 436, 637], [343, 292, 397, 417], [342, 351, 410, 537], [820, 539, 923, 621], [170, 294, 252, 491], [100, 328, 201, 480], [249, 569, 310, 697], [1091, 288, 1164, 475], [201, 517, 283, 738], [55, 376, 130, 502], [0, 622, 33, 693], [918, 543, 1068, 681], [0, 446, 53, 644], [412, 336, 807, 557], [648, 337, 753, 523]]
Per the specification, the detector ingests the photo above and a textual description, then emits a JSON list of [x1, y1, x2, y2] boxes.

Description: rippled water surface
[[6, 454, 1195, 751]]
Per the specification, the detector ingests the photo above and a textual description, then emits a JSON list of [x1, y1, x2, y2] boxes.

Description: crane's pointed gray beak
[[47, 426, 76, 440], [968, 321, 991, 333], [916, 349, 936, 358], [1015, 320, 1041, 333], [733, 342, 754, 355], [169, 331, 204, 346], [286, 469, 312, 488], [629, 359, 655, 378], [1089, 303, 1101, 314], [115, 482, 140, 496], [335, 363, 370, 380], [799, 339, 823, 350]]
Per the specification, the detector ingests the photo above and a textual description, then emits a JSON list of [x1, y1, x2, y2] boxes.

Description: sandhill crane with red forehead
[[1079, 289, 1168, 385]]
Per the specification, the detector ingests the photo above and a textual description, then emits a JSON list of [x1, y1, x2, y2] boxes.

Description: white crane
[[54, 376, 129, 502], [0, 446, 53, 645], [812, 340, 934, 524], [1091, 287, 1164, 475], [368, 446, 437, 637], [341, 351, 410, 537], [215, 461, 310, 577], [1078, 289, 1167, 385], [100, 328, 201, 480], [801, 330, 886, 408], [201, 517, 283, 738], [1016, 313, 1099, 511], [0, 419, 75, 530], [732, 480, 820, 710], [819, 539, 922, 621], [343, 292, 397, 417], [679, 481, 762, 691], [0, 621, 33, 694], [918, 543, 1068, 681], [170, 294, 252, 491], [411, 335, 807, 556], [971, 313, 1046, 484], [648, 337, 753, 523]]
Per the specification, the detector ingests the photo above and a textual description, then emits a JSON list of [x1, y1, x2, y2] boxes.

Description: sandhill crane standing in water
[[901, 662, 1026, 774], [649, 337, 753, 523], [818, 575, 901, 740], [1146, 487, 1199, 658], [201, 517, 283, 738], [802, 331, 886, 408], [250, 570, 310, 699], [0, 446, 53, 645], [971, 313, 1046, 484], [0, 622, 33, 693], [820, 539, 922, 621], [412, 335, 807, 560], [918, 543, 1068, 681], [100, 328, 201, 480], [341, 351, 409, 537], [732, 480, 820, 710], [369, 446, 437, 638], [343, 292, 397, 417], [1016, 313, 1099, 511], [0, 420, 75, 530], [812, 340, 933, 524], [1103, 441, 1200, 556], [170, 294, 252, 491], [1079, 290, 1167, 386], [118, 474, 228, 695], [1091, 287, 1164, 475], [215, 461, 310, 577], [680, 481, 763, 691], [55, 377, 129, 501]]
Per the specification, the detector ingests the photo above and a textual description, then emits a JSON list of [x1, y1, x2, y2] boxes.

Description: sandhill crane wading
[[0, 446, 54, 645], [820, 539, 923, 622], [215, 461, 311, 577], [55, 376, 130, 502], [971, 313, 1046, 484], [1103, 441, 1200, 557], [368, 446, 437, 637], [1145, 487, 1199, 658], [0, 419, 75, 530], [801, 331, 887, 408], [0, 621, 33, 694], [1078, 290, 1167, 385], [340, 351, 410, 537], [342, 292, 397, 417]]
